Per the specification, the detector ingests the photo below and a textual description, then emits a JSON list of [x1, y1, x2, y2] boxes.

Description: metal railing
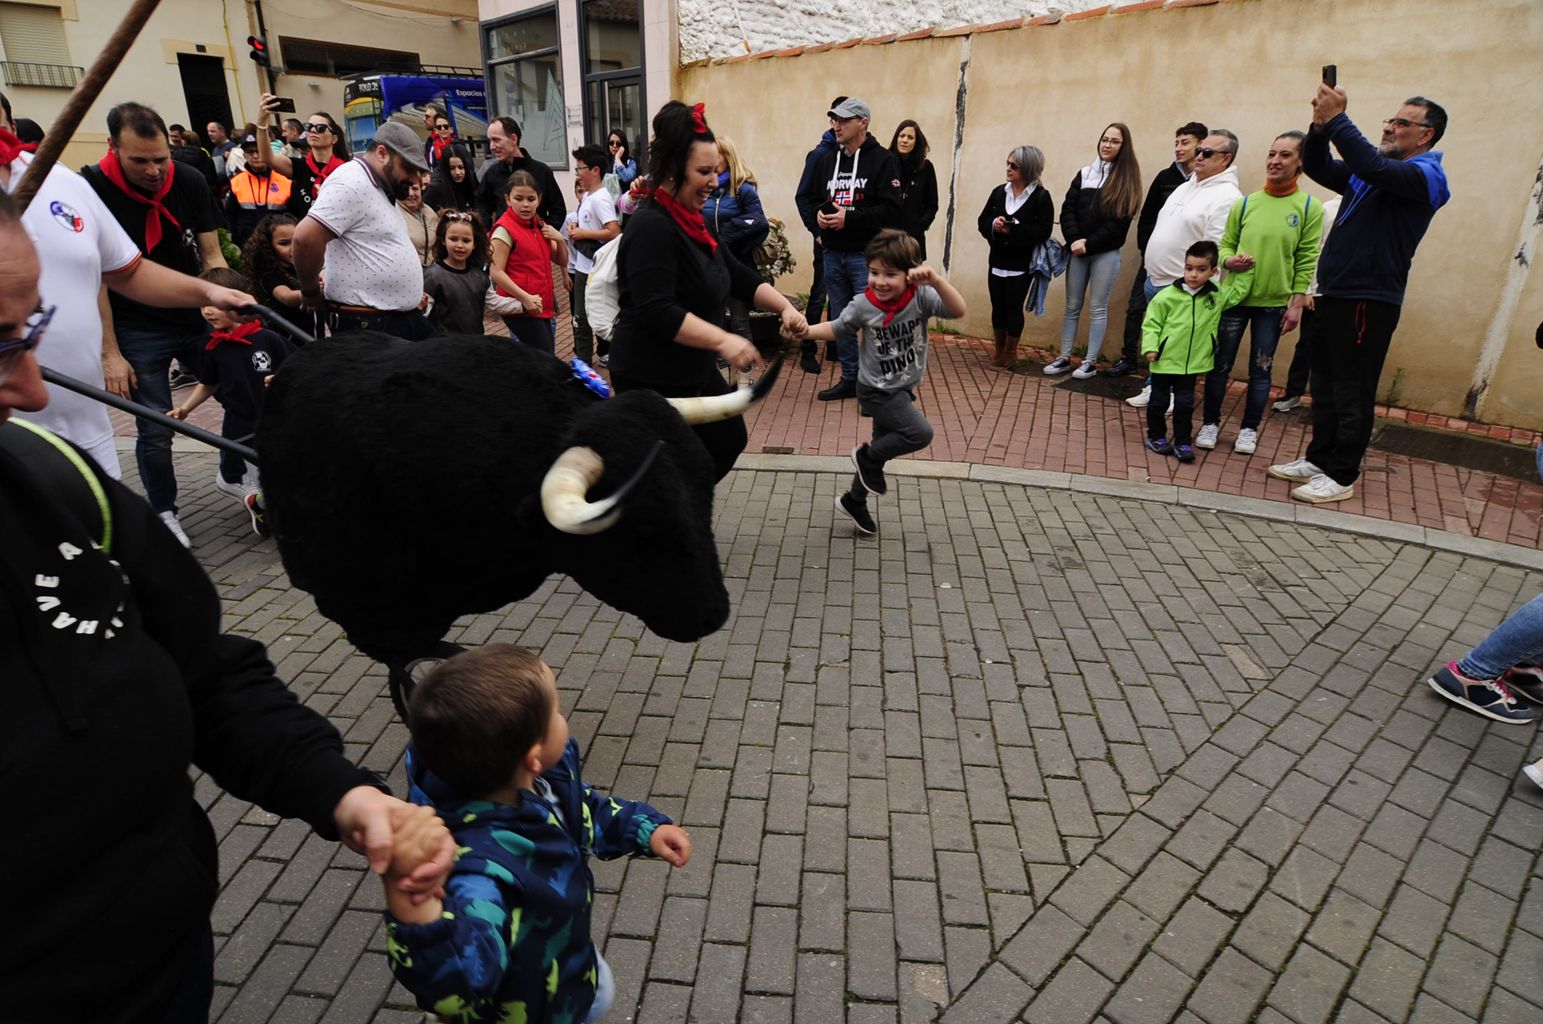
[[0, 61, 83, 88]]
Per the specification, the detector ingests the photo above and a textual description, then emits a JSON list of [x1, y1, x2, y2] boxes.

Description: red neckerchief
[[864, 284, 916, 326], [206, 319, 264, 350], [305, 151, 345, 197], [650, 188, 716, 252], [431, 135, 452, 163], [0, 128, 36, 167], [97, 147, 180, 251]]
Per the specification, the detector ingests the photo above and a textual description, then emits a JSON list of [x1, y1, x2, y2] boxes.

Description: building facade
[[0, 0, 479, 169]]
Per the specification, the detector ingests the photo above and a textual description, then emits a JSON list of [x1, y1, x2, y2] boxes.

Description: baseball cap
[[373, 121, 431, 172], [828, 98, 870, 121], [239, 134, 259, 150]]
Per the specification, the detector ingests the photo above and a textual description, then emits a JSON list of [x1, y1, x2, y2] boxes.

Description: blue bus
[[342, 69, 489, 159]]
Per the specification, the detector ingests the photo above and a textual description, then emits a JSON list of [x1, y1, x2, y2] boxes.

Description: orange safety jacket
[[230, 169, 292, 211]]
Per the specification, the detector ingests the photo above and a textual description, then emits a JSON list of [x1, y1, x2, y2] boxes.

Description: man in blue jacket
[[793, 98, 843, 375], [1269, 84, 1449, 504]]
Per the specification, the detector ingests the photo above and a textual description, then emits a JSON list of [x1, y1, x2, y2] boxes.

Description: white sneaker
[[214, 474, 252, 504], [1126, 384, 1151, 408], [1043, 357, 1073, 376], [1291, 473, 1354, 504], [1272, 395, 1302, 412], [1267, 458, 1323, 483], [158, 510, 191, 548], [1072, 360, 1099, 379], [1195, 424, 1220, 450], [1234, 428, 1259, 455]]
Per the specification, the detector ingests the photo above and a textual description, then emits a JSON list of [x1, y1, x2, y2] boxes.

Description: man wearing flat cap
[[292, 121, 438, 339], [795, 97, 903, 400]]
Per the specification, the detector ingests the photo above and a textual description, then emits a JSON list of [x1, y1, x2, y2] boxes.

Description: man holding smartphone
[[795, 97, 902, 401], [1268, 77, 1449, 504]]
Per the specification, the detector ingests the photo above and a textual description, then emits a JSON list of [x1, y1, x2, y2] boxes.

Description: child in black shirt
[[171, 267, 294, 534]]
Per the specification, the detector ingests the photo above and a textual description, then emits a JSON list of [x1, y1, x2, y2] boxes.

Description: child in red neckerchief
[[170, 267, 295, 536], [490, 170, 569, 354], [801, 229, 966, 537]]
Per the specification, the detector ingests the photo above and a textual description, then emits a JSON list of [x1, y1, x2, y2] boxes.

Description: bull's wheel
[[386, 640, 467, 723]]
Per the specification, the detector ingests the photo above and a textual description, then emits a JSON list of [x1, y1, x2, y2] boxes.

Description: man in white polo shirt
[[292, 122, 436, 340]]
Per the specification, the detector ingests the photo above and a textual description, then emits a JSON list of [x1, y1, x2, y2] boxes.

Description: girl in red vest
[[490, 171, 568, 353]]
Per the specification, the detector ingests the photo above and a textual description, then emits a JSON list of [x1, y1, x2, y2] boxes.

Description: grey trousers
[[850, 383, 934, 499]]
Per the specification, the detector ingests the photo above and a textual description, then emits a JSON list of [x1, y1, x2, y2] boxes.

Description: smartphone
[[271, 96, 297, 113], [1321, 65, 1337, 88], [819, 200, 838, 215]]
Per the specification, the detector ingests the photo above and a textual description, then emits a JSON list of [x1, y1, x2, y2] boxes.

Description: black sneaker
[[836, 493, 877, 535], [818, 378, 857, 402], [851, 444, 887, 495], [168, 367, 199, 389], [1103, 358, 1138, 377], [1145, 437, 1173, 456], [799, 351, 821, 374], [1429, 663, 1536, 724], [1174, 444, 1196, 463], [244, 491, 270, 538]]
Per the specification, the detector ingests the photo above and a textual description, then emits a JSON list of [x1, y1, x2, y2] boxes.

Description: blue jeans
[[1060, 249, 1122, 360], [824, 248, 869, 380], [1459, 592, 1543, 680], [1204, 306, 1284, 431], [117, 326, 210, 514]]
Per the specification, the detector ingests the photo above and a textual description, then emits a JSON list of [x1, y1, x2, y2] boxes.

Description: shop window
[[484, 8, 567, 169]]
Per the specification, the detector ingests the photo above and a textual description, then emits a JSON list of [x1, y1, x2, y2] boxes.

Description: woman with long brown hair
[[1047, 121, 1142, 378]]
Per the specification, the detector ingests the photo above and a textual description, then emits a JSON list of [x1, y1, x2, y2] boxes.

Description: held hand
[[523, 294, 544, 314], [780, 307, 808, 338], [206, 284, 258, 311], [650, 824, 693, 867], [718, 333, 762, 372], [1221, 256, 1249, 272], [333, 787, 456, 897], [102, 350, 137, 399], [1228, 253, 1256, 271], [1069, 239, 1088, 256], [385, 805, 454, 890], [1312, 83, 1347, 126]]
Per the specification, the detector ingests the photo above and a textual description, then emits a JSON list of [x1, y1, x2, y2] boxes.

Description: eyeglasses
[[441, 211, 475, 222], [1383, 117, 1431, 130], [305, 122, 332, 134], [0, 304, 55, 376]]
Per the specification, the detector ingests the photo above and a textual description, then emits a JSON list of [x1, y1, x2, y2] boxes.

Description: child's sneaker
[[835, 494, 877, 536], [245, 491, 270, 538], [1174, 444, 1196, 463], [1502, 664, 1543, 705], [1428, 662, 1536, 724], [851, 444, 887, 495], [1145, 437, 1173, 456]]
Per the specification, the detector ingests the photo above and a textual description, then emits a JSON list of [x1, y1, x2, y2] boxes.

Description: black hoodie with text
[[795, 133, 902, 253]]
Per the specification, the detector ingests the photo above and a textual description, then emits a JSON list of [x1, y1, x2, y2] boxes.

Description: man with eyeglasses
[[1269, 86, 1449, 505], [0, 93, 255, 544]]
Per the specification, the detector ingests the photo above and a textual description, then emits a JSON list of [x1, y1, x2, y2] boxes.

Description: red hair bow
[[691, 103, 708, 134]]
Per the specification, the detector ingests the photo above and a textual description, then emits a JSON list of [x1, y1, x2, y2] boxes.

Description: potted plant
[[749, 218, 797, 349]]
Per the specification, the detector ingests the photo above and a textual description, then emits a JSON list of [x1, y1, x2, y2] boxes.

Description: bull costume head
[[256, 333, 779, 663]]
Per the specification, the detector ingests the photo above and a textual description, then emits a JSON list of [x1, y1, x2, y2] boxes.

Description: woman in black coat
[[890, 120, 938, 259], [423, 143, 479, 217], [976, 145, 1054, 368], [609, 101, 807, 481]]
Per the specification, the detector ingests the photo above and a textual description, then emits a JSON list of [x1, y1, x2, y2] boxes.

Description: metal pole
[[40, 368, 259, 464], [13, 0, 165, 209]]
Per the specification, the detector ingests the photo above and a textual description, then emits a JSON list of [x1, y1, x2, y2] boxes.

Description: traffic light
[[247, 35, 269, 66]]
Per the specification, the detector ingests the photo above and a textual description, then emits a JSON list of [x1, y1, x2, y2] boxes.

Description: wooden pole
[[13, 0, 165, 210]]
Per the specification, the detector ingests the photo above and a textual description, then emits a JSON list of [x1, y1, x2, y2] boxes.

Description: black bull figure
[[256, 332, 782, 665]]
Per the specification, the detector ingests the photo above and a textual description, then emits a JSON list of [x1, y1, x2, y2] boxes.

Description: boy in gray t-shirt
[[803, 229, 966, 535]]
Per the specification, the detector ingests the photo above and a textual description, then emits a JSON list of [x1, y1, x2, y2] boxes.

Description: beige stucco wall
[[3, 0, 477, 173], [678, 0, 1543, 430]]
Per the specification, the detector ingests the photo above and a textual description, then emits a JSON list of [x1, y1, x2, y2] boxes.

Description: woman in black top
[[610, 101, 807, 482], [976, 145, 1054, 368], [424, 143, 479, 216], [890, 120, 938, 259], [1051, 121, 1142, 378]]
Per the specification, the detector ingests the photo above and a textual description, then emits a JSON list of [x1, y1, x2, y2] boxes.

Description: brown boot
[[1001, 335, 1020, 368], [989, 330, 1007, 366]]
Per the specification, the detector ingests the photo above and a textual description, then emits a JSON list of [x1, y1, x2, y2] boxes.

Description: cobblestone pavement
[[140, 445, 1543, 1024]]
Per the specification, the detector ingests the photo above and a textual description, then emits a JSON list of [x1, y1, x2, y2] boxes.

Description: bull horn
[[667, 345, 787, 425], [540, 441, 663, 535]]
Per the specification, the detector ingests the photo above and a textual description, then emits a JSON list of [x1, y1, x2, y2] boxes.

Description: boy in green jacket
[[1143, 240, 1255, 462]]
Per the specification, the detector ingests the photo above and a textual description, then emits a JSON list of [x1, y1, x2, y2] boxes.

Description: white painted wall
[[675, 0, 1106, 62]]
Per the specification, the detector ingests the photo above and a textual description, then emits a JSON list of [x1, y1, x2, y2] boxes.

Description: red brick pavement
[[112, 306, 1543, 549]]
